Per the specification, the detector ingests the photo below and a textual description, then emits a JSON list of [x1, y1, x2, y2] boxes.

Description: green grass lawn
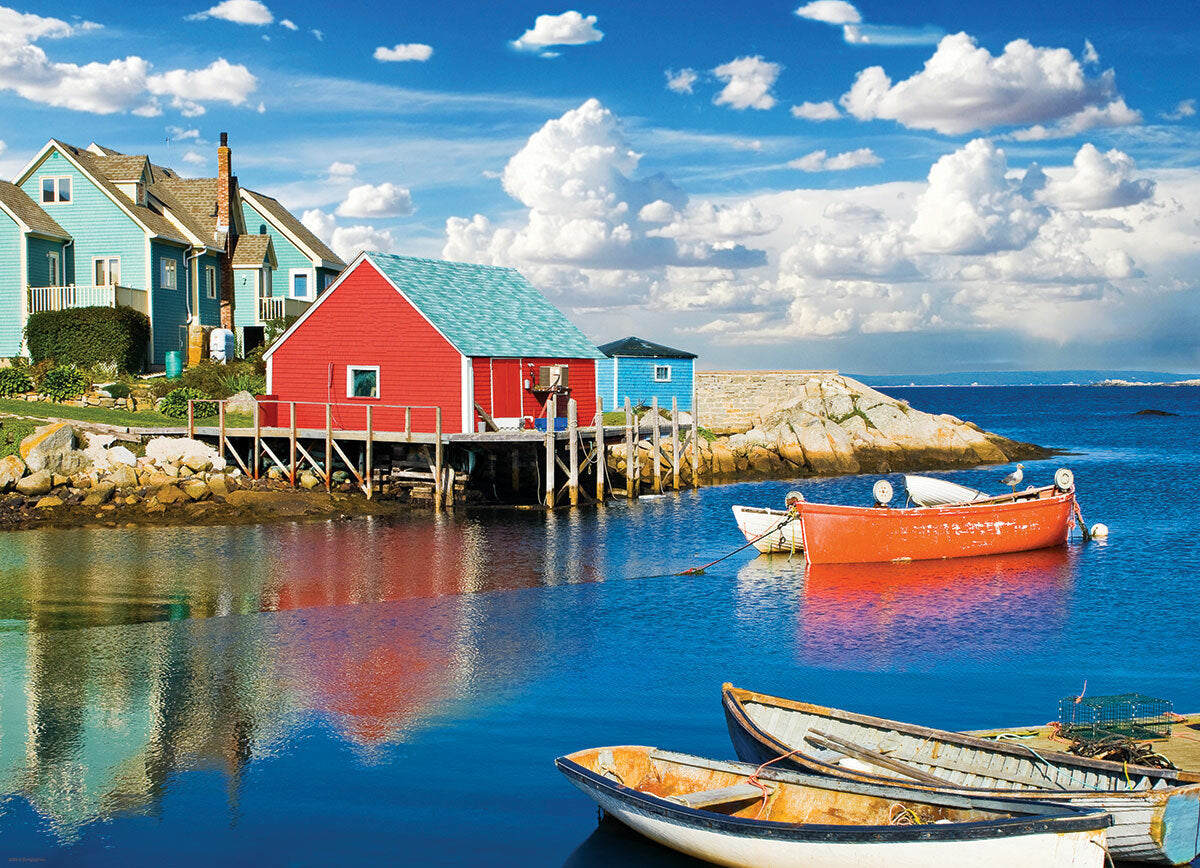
[[0, 417, 38, 458], [0, 397, 182, 428]]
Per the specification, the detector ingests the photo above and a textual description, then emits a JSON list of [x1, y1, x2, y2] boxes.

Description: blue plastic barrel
[[165, 351, 183, 379]]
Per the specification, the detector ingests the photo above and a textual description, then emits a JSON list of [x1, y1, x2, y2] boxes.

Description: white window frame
[[205, 265, 217, 300], [93, 256, 120, 286], [346, 365, 380, 399], [290, 268, 313, 300], [161, 257, 177, 290], [46, 252, 60, 286], [653, 364, 672, 382], [40, 176, 72, 204]]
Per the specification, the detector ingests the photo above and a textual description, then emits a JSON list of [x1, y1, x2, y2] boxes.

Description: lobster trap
[[1059, 693, 1174, 741]]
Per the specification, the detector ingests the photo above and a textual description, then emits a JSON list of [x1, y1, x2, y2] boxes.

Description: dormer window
[[40, 177, 71, 203]]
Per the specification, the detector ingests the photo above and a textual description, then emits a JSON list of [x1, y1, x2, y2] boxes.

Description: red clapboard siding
[[520, 358, 597, 422], [471, 357, 491, 430], [267, 261, 462, 432]]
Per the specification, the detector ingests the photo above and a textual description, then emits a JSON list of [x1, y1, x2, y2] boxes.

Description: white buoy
[[1090, 523, 1109, 539]]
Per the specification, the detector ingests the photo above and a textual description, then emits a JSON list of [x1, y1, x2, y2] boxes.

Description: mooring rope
[[677, 511, 798, 576]]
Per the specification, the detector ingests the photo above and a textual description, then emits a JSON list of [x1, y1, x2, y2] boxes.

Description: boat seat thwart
[[667, 783, 771, 810]]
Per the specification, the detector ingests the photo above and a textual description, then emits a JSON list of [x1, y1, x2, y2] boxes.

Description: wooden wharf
[[184, 396, 702, 510]]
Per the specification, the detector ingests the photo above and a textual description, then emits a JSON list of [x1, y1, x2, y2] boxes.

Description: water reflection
[[797, 547, 1076, 670]]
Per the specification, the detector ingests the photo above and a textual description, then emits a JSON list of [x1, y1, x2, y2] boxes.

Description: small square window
[[347, 366, 379, 399], [41, 178, 55, 203], [293, 272, 308, 298], [40, 177, 71, 203], [57, 178, 71, 203], [653, 365, 672, 382]]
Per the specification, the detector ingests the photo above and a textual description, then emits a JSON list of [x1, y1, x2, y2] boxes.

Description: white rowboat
[[557, 745, 1109, 868], [731, 506, 802, 554], [904, 474, 989, 507]]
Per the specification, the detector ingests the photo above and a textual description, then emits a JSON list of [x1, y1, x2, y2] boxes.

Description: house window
[[205, 265, 217, 299], [323, 272, 336, 291], [161, 258, 177, 289], [93, 257, 120, 286], [292, 270, 309, 299], [654, 365, 672, 382], [347, 365, 379, 399], [46, 252, 60, 286], [40, 177, 71, 204]]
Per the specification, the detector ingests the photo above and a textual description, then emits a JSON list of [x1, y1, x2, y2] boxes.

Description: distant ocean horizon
[[857, 369, 1200, 388]]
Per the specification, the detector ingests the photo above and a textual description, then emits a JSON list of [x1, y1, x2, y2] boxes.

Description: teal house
[[596, 336, 697, 412], [2, 135, 345, 366]]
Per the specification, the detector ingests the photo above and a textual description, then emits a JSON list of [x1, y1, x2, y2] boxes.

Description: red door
[[492, 359, 524, 418]]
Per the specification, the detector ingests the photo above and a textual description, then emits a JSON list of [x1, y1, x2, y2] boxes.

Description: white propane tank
[[209, 328, 235, 363], [873, 479, 894, 505], [1090, 523, 1109, 539]]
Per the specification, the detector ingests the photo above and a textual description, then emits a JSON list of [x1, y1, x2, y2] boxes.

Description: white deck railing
[[258, 296, 312, 323], [28, 284, 150, 316]]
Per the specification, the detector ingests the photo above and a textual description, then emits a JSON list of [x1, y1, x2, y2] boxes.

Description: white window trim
[[346, 365, 380, 399], [290, 267, 314, 300], [160, 257, 178, 290], [46, 251, 60, 286], [93, 256, 121, 287], [205, 265, 217, 300], [40, 176, 72, 204], [653, 364, 672, 382]]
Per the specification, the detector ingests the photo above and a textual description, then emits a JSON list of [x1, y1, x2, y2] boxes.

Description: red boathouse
[[262, 252, 606, 433]]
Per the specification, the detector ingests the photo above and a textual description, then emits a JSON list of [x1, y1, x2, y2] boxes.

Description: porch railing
[[28, 284, 150, 316], [259, 296, 312, 323]]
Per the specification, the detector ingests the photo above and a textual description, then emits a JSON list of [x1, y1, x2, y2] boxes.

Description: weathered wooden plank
[[667, 784, 768, 810]]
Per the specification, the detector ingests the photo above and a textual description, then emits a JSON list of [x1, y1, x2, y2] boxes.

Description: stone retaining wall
[[696, 370, 838, 433]]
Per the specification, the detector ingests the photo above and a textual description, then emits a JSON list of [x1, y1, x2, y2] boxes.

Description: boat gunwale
[[721, 684, 1182, 787], [555, 749, 1111, 843], [795, 485, 1074, 519]]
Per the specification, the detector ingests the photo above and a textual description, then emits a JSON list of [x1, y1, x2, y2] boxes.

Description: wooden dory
[[557, 745, 1109, 868], [731, 506, 803, 554], [722, 685, 1200, 865], [797, 483, 1075, 564]]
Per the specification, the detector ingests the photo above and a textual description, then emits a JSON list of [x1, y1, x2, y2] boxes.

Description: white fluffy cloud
[[374, 43, 434, 62], [665, 68, 698, 94], [789, 147, 881, 172], [1040, 144, 1155, 211], [326, 161, 357, 180], [1163, 99, 1196, 121], [713, 56, 781, 111], [791, 100, 841, 120], [280, 18, 297, 30], [794, 1, 860, 24], [795, 1, 942, 47], [187, 0, 273, 25], [511, 11, 602, 53], [840, 32, 1138, 135], [302, 209, 398, 262], [335, 182, 414, 218], [0, 8, 256, 116]]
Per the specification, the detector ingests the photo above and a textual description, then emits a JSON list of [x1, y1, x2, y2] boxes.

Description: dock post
[[187, 400, 195, 439], [434, 407, 444, 512], [624, 397, 635, 499], [325, 403, 333, 492], [253, 400, 261, 480], [671, 397, 680, 491], [690, 381, 700, 488], [652, 397, 662, 494], [544, 403, 556, 509], [568, 399, 579, 507], [595, 396, 605, 503], [289, 402, 297, 487], [365, 405, 374, 500], [218, 401, 226, 463], [511, 449, 520, 495]]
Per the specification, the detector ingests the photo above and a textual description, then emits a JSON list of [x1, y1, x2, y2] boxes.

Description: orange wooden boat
[[797, 483, 1076, 564]]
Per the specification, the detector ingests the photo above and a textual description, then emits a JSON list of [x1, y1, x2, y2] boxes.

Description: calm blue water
[[0, 385, 1197, 866]]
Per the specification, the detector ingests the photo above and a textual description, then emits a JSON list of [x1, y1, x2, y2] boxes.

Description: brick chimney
[[216, 132, 238, 329]]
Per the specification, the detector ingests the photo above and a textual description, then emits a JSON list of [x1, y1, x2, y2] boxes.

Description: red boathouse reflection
[[799, 547, 1076, 670]]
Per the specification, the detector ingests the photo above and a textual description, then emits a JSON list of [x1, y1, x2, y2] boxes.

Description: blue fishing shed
[[596, 336, 697, 412]]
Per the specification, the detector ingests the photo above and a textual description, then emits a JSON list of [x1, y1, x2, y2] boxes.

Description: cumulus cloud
[[0, 7, 99, 42], [840, 32, 1139, 136], [789, 147, 881, 172], [326, 161, 357, 180], [302, 208, 397, 262], [187, 0, 273, 25], [335, 182, 414, 218], [1163, 99, 1196, 121], [796, 1, 942, 46], [181, 150, 207, 167], [166, 125, 200, 141], [374, 43, 434, 62], [794, 1, 860, 25], [665, 68, 698, 94], [280, 18, 297, 30], [511, 11, 602, 53], [791, 100, 841, 120], [713, 56, 781, 111], [147, 58, 258, 116], [1040, 144, 1155, 211]]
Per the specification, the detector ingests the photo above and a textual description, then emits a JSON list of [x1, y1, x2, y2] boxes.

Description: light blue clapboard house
[[1, 135, 344, 365], [596, 336, 697, 412]]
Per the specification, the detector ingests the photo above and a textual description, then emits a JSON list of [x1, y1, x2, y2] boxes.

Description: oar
[[806, 729, 955, 787]]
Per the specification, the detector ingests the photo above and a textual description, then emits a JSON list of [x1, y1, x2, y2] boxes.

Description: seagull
[[1001, 463, 1024, 494]]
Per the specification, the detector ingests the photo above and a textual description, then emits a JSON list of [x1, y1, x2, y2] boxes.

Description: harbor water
[[0, 385, 1197, 866]]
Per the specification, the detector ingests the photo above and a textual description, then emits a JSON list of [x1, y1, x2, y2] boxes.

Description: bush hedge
[[0, 367, 32, 397], [40, 365, 89, 402], [160, 387, 215, 419], [25, 306, 151, 373]]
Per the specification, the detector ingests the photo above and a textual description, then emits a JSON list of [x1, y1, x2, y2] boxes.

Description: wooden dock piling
[[652, 397, 662, 494], [434, 407, 444, 512], [365, 405, 374, 499], [289, 402, 297, 487], [568, 399, 579, 507], [253, 400, 261, 479], [671, 397, 680, 491], [624, 397, 635, 499], [690, 381, 701, 485], [544, 404, 555, 509], [595, 396, 605, 503], [325, 404, 333, 493]]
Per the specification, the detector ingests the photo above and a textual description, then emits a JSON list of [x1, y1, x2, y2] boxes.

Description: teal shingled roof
[[365, 252, 605, 359]]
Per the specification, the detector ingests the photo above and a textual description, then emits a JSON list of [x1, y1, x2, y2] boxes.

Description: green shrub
[[40, 365, 89, 402], [160, 387, 216, 420], [0, 367, 32, 397], [219, 369, 266, 396], [25, 306, 151, 373], [101, 382, 132, 400], [264, 315, 299, 346]]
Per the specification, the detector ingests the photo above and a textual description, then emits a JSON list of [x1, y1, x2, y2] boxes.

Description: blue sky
[[1, 0, 1197, 373]]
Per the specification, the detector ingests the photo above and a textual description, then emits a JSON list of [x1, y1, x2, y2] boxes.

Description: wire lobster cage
[[1059, 693, 1174, 741]]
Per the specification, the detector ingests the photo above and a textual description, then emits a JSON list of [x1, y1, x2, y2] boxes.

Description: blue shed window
[[292, 271, 308, 298], [653, 365, 672, 382]]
